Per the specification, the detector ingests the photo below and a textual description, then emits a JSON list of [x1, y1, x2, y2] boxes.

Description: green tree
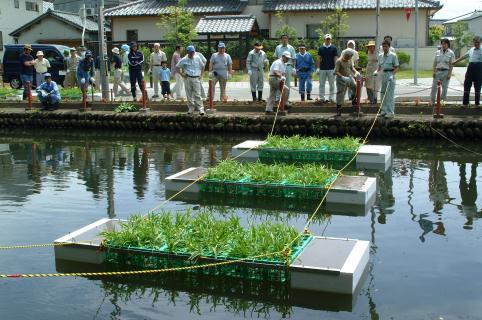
[[274, 11, 298, 45], [452, 21, 474, 56], [157, 0, 198, 47], [316, 7, 349, 46], [428, 25, 444, 46]]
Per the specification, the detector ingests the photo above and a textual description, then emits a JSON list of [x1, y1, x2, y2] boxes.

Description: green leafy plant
[[451, 21, 474, 57], [0, 87, 18, 98], [429, 25, 444, 46], [263, 135, 361, 151], [157, 0, 198, 48], [396, 51, 411, 68], [101, 210, 303, 261], [358, 51, 368, 69], [60, 87, 83, 100], [274, 12, 298, 45], [115, 102, 139, 113], [316, 7, 349, 46]]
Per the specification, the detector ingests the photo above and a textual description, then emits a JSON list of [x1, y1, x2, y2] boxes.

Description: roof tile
[[196, 15, 256, 34]]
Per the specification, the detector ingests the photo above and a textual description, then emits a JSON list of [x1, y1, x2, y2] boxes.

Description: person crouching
[[265, 52, 290, 114], [335, 49, 359, 117], [36, 73, 60, 111]]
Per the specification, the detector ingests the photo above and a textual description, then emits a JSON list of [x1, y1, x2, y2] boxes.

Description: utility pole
[[375, 0, 380, 51], [414, 0, 419, 85], [98, 0, 110, 101]]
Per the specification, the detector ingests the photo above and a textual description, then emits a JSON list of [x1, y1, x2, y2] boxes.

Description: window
[[306, 24, 322, 39], [26, 1, 39, 12], [14, 0, 19, 8], [126, 30, 138, 42]]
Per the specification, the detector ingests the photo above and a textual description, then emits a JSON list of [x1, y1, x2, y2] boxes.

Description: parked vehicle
[[2, 44, 70, 89]]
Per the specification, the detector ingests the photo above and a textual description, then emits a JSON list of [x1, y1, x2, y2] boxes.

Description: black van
[[2, 44, 71, 89]]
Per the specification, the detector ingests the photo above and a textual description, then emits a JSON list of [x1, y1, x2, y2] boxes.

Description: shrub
[[396, 51, 411, 68], [115, 102, 139, 113], [358, 51, 368, 69]]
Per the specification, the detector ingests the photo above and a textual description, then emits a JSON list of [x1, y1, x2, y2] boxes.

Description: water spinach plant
[[205, 160, 337, 185], [101, 210, 303, 262], [262, 135, 362, 151]]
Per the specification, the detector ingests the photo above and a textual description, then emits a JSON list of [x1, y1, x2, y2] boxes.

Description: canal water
[[0, 129, 481, 320]]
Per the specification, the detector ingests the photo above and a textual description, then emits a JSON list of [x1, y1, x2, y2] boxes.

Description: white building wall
[[241, 5, 269, 30], [15, 17, 87, 43], [0, 0, 44, 58]]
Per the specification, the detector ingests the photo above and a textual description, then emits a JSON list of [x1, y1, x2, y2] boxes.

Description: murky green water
[[0, 129, 481, 320]]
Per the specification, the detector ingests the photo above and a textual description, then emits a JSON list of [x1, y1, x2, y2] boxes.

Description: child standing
[[159, 61, 172, 100]]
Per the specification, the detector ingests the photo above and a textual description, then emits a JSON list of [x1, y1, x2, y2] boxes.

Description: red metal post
[[356, 77, 361, 113], [208, 79, 213, 110], [27, 81, 32, 110], [82, 84, 87, 112], [279, 79, 285, 112], [141, 80, 147, 109], [436, 80, 441, 115]]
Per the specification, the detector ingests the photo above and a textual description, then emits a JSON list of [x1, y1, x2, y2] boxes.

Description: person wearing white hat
[[341, 40, 360, 103], [36, 73, 60, 110], [150, 43, 167, 99], [34, 51, 51, 88], [274, 35, 296, 99], [316, 34, 338, 103], [266, 51, 290, 114], [335, 49, 359, 116], [111, 47, 130, 97]]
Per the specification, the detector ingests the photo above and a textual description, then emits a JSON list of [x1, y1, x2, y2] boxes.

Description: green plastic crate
[[258, 147, 358, 166]]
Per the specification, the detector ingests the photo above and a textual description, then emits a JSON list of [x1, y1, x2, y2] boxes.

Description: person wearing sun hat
[[365, 40, 379, 104], [36, 73, 61, 110], [19, 44, 35, 100], [246, 41, 269, 102], [111, 47, 130, 97], [34, 51, 51, 88]]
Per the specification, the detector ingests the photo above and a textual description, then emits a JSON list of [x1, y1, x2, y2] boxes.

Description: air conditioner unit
[[85, 8, 96, 17]]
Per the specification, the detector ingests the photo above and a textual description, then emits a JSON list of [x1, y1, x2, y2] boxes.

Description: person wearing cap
[[76, 50, 95, 90], [365, 40, 379, 104], [19, 44, 35, 100], [274, 35, 296, 98], [430, 38, 455, 106], [209, 42, 233, 102], [335, 49, 359, 116], [317, 34, 338, 103], [78, 46, 87, 58], [452, 36, 482, 107], [36, 73, 61, 110], [295, 43, 315, 101], [170, 45, 185, 100], [375, 40, 399, 118], [128, 42, 145, 100], [266, 52, 290, 114], [150, 43, 167, 99], [111, 47, 130, 97], [34, 51, 51, 87], [176, 45, 205, 115], [64, 47, 79, 88], [341, 40, 360, 104], [246, 41, 269, 102]]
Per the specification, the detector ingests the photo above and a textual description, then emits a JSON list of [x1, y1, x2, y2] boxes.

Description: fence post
[[139, 80, 149, 113], [82, 83, 87, 112], [356, 77, 361, 113], [433, 79, 444, 119], [27, 81, 32, 110], [279, 79, 286, 113], [209, 79, 213, 111]]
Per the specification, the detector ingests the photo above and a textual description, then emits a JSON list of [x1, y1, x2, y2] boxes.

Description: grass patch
[[205, 159, 336, 185], [60, 88, 83, 100], [115, 102, 139, 113], [394, 69, 433, 79], [101, 210, 302, 261], [263, 135, 361, 152], [0, 87, 18, 98]]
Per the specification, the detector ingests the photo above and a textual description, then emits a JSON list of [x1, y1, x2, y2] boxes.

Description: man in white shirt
[[176, 45, 205, 115], [150, 43, 167, 99], [266, 52, 290, 114]]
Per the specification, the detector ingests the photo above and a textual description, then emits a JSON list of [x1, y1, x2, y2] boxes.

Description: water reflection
[[459, 163, 481, 230]]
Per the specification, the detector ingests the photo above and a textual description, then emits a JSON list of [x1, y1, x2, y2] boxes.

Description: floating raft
[[231, 140, 392, 171], [54, 218, 369, 294], [165, 167, 376, 215]]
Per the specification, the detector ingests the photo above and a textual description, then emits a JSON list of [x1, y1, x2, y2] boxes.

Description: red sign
[[405, 8, 413, 21]]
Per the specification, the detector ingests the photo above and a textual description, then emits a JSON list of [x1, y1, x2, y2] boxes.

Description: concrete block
[[231, 140, 265, 161], [165, 167, 206, 194], [356, 145, 392, 171]]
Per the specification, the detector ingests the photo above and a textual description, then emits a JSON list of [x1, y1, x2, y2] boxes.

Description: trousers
[[463, 62, 482, 106], [430, 70, 450, 103], [152, 66, 161, 95], [266, 77, 289, 112], [129, 68, 143, 98], [171, 73, 185, 99], [184, 77, 204, 113], [336, 76, 356, 106], [319, 69, 335, 101], [64, 70, 78, 88], [212, 76, 227, 100], [39, 94, 60, 107], [380, 72, 396, 115], [298, 72, 312, 94], [113, 69, 129, 96], [249, 69, 264, 92]]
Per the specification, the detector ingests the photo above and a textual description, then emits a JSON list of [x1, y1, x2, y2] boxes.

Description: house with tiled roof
[[443, 10, 482, 38]]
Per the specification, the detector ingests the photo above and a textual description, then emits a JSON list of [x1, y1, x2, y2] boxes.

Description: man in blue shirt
[[19, 44, 35, 100], [36, 73, 60, 110], [453, 36, 482, 107], [128, 42, 144, 100], [295, 43, 315, 101], [317, 34, 338, 103], [76, 50, 95, 91], [176, 45, 205, 115]]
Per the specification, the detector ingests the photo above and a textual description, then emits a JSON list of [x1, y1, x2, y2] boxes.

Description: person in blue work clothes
[[76, 50, 95, 91], [374, 40, 399, 118], [19, 44, 35, 100], [36, 73, 61, 110], [295, 43, 315, 101], [453, 36, 482, 107], [159, 61, 173, 100], [128, 42, 144, 100]]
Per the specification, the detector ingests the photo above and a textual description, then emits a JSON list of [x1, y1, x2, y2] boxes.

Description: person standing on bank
[[64, 48, 79, 88], [247, 41, 269, 102], [335, 49, 359, 116], [375, 40, 399, 118], [150, 43, 167, 99], [76, 50, 95, 90], [365, 40, 379, 104], [34, 51, 50, 87], [36, 73, 60, 110], [316, 34, 338, 103], [452, 36, 482, 107], [266, 52, 290, 114], [170, 45, 185, 100], [128, 42, 144, 101], [295, 43, 315, 101], [176, 45, 205, 115], [209, 42, 233, 102], [19, 44, 35, 100], [430, 38, 455, 106], [111, 47, 130, 97], [274, 35, 296, 98]]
